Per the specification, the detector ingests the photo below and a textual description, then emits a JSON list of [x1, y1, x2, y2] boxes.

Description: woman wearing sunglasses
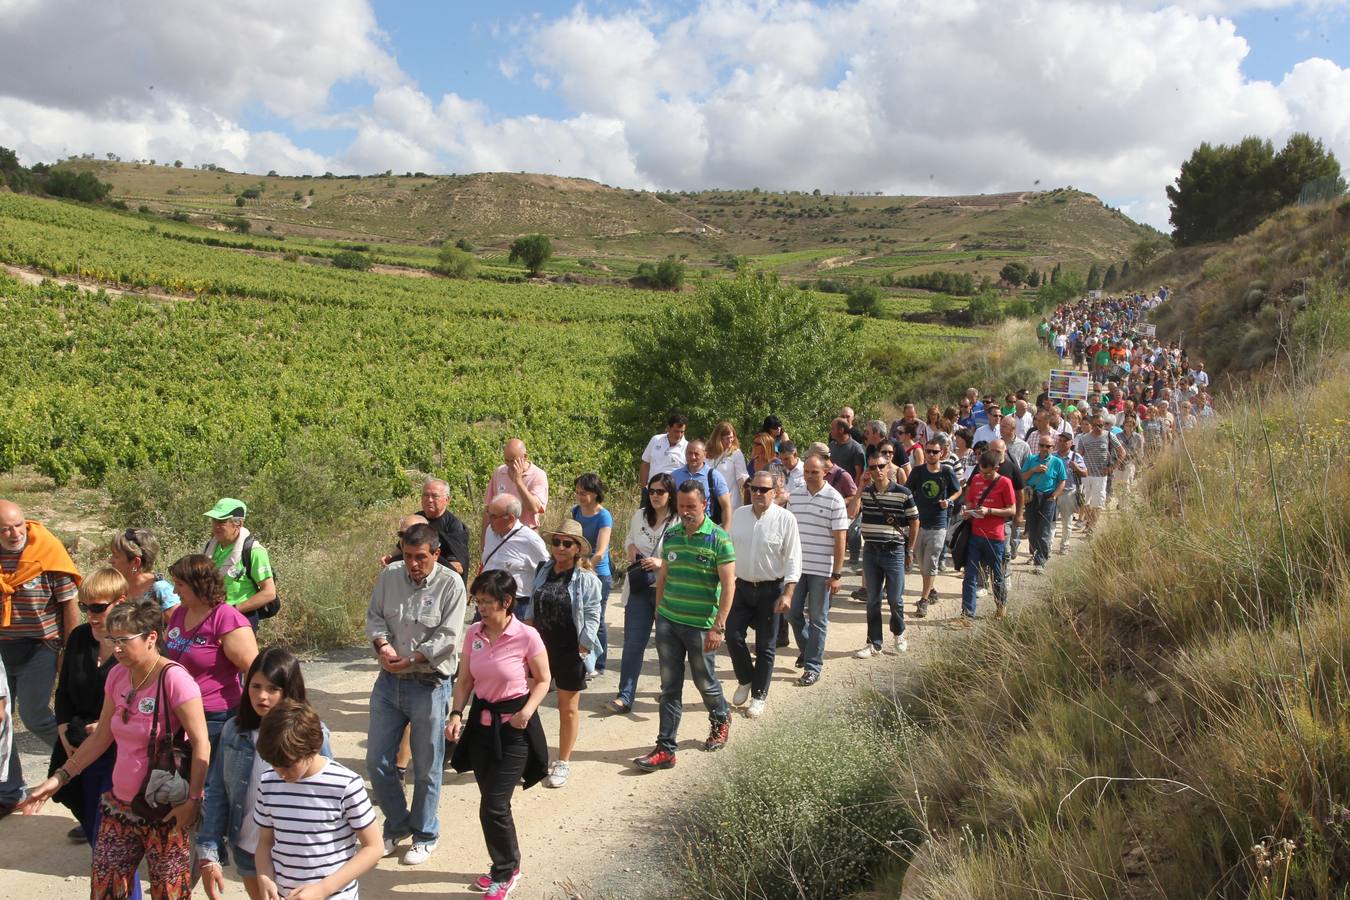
[[23, 596, 211, 899], [44, 567, 142, 895], [608, 473, 676, 714], [525, 519, 601, 789]]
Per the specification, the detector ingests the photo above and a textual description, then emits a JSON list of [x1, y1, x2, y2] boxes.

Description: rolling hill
[[59, 159, 1157, 283]]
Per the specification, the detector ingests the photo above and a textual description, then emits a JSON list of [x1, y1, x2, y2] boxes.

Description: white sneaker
[[893, 634, 908, 653], [976, 587, 988, 598], [853, 645, 879, 659], [404, 840, 438, 866], [1058, 544, 1068, 555], [544, 760, 570, 788], [383, 837, 401, 858], [745, 698, 765, 718], [731, 682, 752, 707]]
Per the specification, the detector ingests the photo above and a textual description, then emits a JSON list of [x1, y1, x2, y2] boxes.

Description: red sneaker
[[633, 746, 677, 771], [704, 718, 731, 751], [475, 869, 519, 892]]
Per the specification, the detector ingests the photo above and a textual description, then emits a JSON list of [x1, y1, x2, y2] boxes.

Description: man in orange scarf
[[0, 499, 81, 816]]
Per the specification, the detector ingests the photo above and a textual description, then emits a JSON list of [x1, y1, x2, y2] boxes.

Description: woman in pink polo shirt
[[447, 570, 551, 900]]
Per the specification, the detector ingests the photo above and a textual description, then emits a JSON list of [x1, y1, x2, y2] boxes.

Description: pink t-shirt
[[484, 464, 549, 528], [163, 603, 250, 713], [105, 662, 201, 802], [462, 618, 545, 726]]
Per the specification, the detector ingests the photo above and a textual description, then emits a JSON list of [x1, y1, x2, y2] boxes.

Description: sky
[[1, 0, 1348, 230]]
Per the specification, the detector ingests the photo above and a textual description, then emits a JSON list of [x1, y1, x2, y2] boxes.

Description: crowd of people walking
[[0, 285, 1208, 898]]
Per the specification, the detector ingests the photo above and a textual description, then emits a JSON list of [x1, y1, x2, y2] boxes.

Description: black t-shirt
[[906, 466, 962, 529], [997, 459, 1025, 492], [829, 438, 867, 482], [391, 509, 471, 572]]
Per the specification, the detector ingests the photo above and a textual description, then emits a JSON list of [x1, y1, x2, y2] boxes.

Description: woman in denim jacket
[[525, 519, 601, 789], [196, 647, 330, 899]]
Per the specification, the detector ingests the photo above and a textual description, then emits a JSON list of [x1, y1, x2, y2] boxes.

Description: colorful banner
[[1048, 368, 1090, 400]]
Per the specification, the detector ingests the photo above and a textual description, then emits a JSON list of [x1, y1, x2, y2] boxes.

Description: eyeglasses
[[648, 488, 669, 496], [107, 632, 147, 649], [868, 464, 889, 470], [749, 485, 773, 495], [79, 602, 113, 615], [1039, 443, 1054, 448], [551, 538, 576, 549]]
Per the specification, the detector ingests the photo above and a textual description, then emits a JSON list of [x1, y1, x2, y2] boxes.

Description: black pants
[[1025, 491, 1058, 566], [467, 719, 529, 881], [725, 579, 782, 700]]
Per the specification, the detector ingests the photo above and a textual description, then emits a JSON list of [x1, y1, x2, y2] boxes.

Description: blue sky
[[3, 0, 1348, 229]]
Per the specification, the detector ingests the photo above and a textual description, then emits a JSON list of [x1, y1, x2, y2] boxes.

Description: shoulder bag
[[131, 662, 193, 821], [948, 475, 1002, 571]]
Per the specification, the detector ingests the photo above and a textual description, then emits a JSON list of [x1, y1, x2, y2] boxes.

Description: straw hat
[[544, 519, 592, 557]]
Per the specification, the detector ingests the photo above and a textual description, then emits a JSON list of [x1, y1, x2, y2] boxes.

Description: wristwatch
[[830, 571, 842, 579], [711, 625, 726, 635]]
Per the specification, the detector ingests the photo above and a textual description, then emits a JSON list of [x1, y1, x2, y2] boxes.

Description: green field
[[0, 192, 976, 502]]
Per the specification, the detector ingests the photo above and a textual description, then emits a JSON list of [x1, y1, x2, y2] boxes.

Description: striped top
[[657, 517, 735, 630], [859, 483, 920, 546], [254, 759, 375, 900], [0, 548, 77, 642], [1075, 431, 1124, 477], [788, 482, 849, 577]]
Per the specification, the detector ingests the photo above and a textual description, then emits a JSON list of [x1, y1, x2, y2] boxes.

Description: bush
[[968, 290, 1005, 324], [846, 284, 882, 316], [434, 244, 477, 279], [454, 237, 473, 252], [679, 703, 918, 897], [331, 250, 372, 270], [635, 256, 685, 290], [44, 169, 112, 203], [610, 273, 880, 453], [508, 233, 552, 277]]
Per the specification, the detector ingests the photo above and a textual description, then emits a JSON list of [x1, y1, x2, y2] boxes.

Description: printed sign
[[1048, 369, 1090, 400], [1090, 290, 1102, 300], [1138, 323, 1157, 337]]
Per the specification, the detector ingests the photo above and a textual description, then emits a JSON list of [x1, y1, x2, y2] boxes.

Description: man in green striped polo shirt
[[633, 480, 736, 772]]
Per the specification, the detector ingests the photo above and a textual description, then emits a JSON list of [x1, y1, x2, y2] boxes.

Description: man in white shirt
[[638, 413, 689, 487], [777, 441, 805, 495], [479, 495, 549, 618], [972, 415, 1001, 449], [725, 470, 800, 719], [787, 454, 847, 687]]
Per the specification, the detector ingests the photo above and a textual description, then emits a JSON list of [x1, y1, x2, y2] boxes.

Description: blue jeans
[[961, 536, 1006, 617], [863, 543, 906, 649], [586, 573, 613, 674], [366, 671, 450, 842], [846, 514, 862, 562], [654, 615, 728, 752], [616, 583, 657, 706], [0, 638, 59, 805], [789, 575, 832, 677]]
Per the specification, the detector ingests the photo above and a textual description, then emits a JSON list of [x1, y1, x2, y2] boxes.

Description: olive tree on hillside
[[610, 273, 880, 453], [509, 233, 552, 277]]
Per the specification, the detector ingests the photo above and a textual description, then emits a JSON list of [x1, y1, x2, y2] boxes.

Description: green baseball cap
[[204, 497, 247, 520]]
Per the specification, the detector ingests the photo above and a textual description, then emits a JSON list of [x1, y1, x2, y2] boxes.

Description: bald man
[[482, 438, 549, 546], [0, 500, 81, 815]]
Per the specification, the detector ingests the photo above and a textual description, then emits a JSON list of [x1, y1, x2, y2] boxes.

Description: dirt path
[[4, 528, 1081, 898], [2, 264, 191, 304]]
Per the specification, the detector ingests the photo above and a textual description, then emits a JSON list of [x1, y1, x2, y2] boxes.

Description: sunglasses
[[79, 601, 113, 615], [551, 538, 577, 549], [749, 485, 773, 495], [868, 464, 889, 470], [648, 488, 669, 496]]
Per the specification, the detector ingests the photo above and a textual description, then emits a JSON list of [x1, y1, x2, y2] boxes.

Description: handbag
[[949, 475, 1002, 571], [626, 520, 672, 593], [131, 663, 193, 822]]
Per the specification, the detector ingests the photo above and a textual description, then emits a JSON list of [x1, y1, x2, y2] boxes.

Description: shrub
[[634, 256, 685, 290], [508, 234, 552, 277], [44, 169, 112, 203], [454, 237, 473, 252], [679, 703, 918, 897], [331, 250, 372, 270], [434, 244, 477, 279]]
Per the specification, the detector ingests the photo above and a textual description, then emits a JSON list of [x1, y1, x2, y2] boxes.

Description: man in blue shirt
[[1020, 434, 1068, 573], [671, 439, 733, 527]]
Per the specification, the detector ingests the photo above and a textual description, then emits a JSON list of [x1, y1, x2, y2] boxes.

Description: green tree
[[968, 290, 1005, 325], [434, 243, 477, 279], [454, 237, 473, 252], [636, 256, 685, 290], [508, 233, 552, 277], [1102, 264, 1118, 288], [1086, 263, 1102, 290], [610, 273, 879, 453], [1050, 262, 1061, 284], [845, 285, 881, 317], [44, 169, 112, 203], [1121, 260, 1132, 280], [331, 250, 371, 270], [1026, 269, 1041, 288], [999, 262, 1029, 287], [173, 160, 183, 168], [1131, 236, 1169, 270]]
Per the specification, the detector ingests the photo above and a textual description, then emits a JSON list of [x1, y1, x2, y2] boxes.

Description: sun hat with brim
[[204, 498, 247, 520], [544, 519, 591, 557]]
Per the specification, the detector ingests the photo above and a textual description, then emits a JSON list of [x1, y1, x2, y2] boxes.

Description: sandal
[[606, 698, 631, 714]]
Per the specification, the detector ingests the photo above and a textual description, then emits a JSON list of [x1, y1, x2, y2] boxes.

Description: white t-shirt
[[972, 424, 1000, 447], [254, 759, 375, 900], [641, 433, 688, 478], [787, 482, 848, 578], [0, 654, 10, 783], [711, 450, 749, 509], [235, 735, 267, 854], [480, 524, 551, 597]]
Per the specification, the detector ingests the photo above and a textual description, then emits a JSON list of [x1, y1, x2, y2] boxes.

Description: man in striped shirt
[[854, 448, 920, 657], [255, 700, 381, 900], [633, 480, 736, 772], [787, 454, 848, 686]]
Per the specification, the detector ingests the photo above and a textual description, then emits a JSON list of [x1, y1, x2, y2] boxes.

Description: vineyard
[[0, 192, 976, 521]]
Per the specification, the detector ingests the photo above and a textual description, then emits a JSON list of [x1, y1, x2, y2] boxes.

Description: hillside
[[58, 159, 1156, 282]]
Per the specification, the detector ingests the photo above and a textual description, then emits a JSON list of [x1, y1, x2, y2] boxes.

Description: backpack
[[206, 535, 280, 620]]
